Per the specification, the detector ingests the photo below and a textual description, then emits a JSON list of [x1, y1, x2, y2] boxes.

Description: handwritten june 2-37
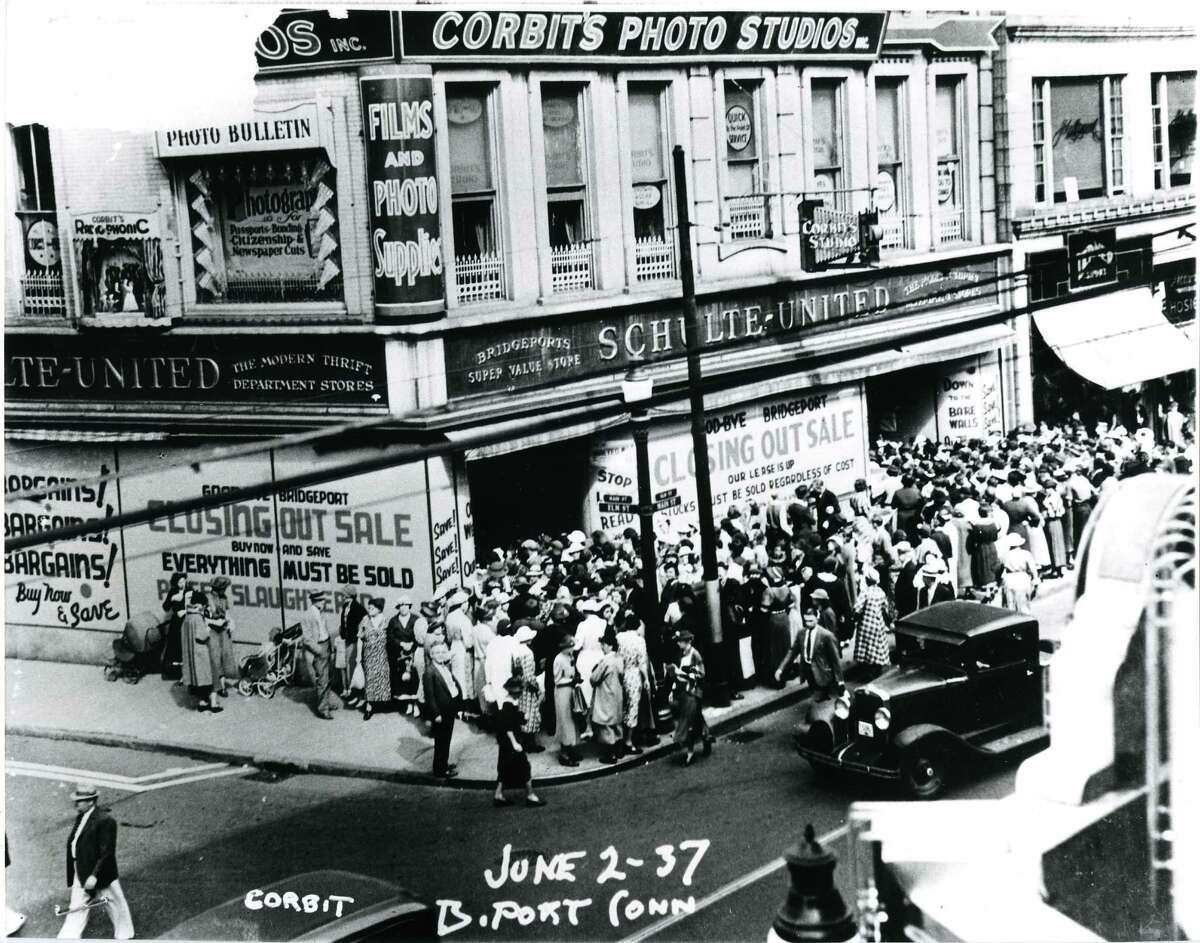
[[436, 839, 710, 936]]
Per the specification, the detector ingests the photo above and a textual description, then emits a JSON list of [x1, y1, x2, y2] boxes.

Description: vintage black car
[[796, 601, 1052, 799]]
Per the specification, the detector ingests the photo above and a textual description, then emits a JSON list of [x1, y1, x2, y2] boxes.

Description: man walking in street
[[300, 589, 337, 719], [775, 603, 844, 698], [58, 784, 133, 940]]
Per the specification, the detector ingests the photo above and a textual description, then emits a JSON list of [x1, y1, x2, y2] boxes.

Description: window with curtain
[[628, 83, 670, 241], [184, 151, 342, 304], [812, 79, 845, 205], [934, 78, 963, 209], [11, 124, 60, 274], [542, 83, 589, 249], [448, 83, 499, 258], [1032, 76, 1125, 203], [1153, 72, 1196, 189], [874, 78, 906, 227]]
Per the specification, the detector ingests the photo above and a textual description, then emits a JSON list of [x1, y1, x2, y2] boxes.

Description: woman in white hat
[[999, 532, 1039, 615]]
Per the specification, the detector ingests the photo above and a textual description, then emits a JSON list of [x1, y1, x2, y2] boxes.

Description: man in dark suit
[[423, 641, 460, 780], [812, 479, 842, 540], [59, 784, 133, 939], [774, 605, 843, 700], [336, 583, 368, 702]]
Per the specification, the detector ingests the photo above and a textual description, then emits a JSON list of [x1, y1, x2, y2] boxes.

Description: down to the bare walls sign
[[360, 74, 445, 321]]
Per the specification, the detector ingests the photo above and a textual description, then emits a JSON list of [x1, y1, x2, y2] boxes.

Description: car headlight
[[874, 707, 891, 730], [834, 692, 852, 719]]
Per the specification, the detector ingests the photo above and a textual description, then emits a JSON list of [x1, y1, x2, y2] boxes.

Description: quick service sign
[[399, 11, 887, 62]]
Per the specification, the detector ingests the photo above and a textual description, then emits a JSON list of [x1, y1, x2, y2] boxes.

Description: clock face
[[447, 97, 483, 125], [874, 170, 896, 213]]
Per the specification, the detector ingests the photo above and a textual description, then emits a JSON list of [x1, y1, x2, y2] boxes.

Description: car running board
[[977, 726, 1050, 755]]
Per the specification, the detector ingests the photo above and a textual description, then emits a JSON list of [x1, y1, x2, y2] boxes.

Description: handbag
[[350, 660, 365, 691], [570, 684, 588, 716]]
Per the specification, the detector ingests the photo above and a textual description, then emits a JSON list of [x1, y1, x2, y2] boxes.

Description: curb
[[6, 683, 810, 790]]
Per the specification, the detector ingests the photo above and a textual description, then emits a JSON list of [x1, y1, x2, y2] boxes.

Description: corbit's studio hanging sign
[[399, 10, 887, 61], [360, 75, 445, 321], [5, 334, 387, 406]]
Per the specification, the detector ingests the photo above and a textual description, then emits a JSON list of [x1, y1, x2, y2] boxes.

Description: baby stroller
[[237, 622, 304, 698], [104, 611, 165, 684]]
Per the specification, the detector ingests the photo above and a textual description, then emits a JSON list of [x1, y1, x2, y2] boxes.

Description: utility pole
[[672, 144, 729, 707]]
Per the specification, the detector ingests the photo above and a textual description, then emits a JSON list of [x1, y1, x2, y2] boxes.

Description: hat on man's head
[[420, 600, 439, 619], [558, 633, 577, 651], [446, 589, 470, 610], [521, 538, 540, 551], [210, 576, 231, 592], [394, 593, 413, 607], [811, 587, 830, 602], [339, 583, 357, 598], [309, 590, 328, 604], [675, 629, 695, 643], [514, 625, 538, 644], [72, 782, 99, 802], [920, 558, 947, 577]]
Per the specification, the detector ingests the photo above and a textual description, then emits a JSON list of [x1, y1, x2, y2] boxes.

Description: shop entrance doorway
[[866, 365, 939, 443], [467, 438, 594, 552]]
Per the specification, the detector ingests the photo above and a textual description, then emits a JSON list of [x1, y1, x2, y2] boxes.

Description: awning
[[444, 406, 627, 462], [1033, 288, 1197, 389], [692, 321, 1014, 413]]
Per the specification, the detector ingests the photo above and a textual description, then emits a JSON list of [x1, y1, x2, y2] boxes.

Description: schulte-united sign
[[399, 11, 888, 61]]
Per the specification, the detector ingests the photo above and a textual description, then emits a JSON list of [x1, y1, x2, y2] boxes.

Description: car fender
[[894, 723, 963, 755]]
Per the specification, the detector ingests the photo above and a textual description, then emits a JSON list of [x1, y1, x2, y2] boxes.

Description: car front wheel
[[902, 746, 950, 799]]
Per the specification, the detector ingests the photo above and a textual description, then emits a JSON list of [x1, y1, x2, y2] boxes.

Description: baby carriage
[[104, 611, 165, 684], [237, 622, 304, 698]]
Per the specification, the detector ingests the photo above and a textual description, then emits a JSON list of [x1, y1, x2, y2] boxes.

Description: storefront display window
[[448, 83, 505, 304], [1032, 75, 1125, 203], [1153, 71, 1196, 189], [74, 212, 167, 319], [11, 123, 64, 317], [628, 82, 675, 282], [812, 79, 845, 207], [184, 151, 342, 304]]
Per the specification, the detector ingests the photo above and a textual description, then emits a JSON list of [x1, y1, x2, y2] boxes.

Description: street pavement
[[4, 709, 1023, 942], [4, 580, 1077, 939]]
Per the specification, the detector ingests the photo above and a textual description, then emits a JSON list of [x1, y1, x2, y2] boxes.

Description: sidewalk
[[4, 658, 809, 788], [4, 579, 1075, 789]]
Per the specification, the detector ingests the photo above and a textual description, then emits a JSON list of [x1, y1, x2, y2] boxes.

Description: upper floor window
[[1032, 76, 1124, 204], [447, 83, 505, 304], [933, 77, 968, 244], [874, 78, 909, 251], [627, 82, 675, 282], [542, 83, 593, 293], [723, 78, 768, 240], [10, 124, 64, 317], [184, 152, 342, 304], [811, 79, 847, 207], [1152, 72, 1196, 189]]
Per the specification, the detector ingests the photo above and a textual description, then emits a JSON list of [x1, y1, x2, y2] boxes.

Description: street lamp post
[[621, 371, 660, 645], [672, 144, 730, 707]]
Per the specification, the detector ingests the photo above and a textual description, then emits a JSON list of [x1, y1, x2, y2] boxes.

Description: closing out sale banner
[[586, 383, 867, 536]]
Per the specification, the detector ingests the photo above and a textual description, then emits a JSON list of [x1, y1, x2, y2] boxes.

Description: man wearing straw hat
[[300, 589, 337, 719], [58, 783, 133, 939]]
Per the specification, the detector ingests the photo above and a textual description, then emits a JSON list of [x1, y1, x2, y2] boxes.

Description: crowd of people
[[154, 416, 1194, 791]]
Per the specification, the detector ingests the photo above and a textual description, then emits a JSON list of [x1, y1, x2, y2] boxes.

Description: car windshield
[[893, 631, 963, 669]]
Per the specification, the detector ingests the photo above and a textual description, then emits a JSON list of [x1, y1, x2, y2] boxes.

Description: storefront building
[[992, 16, 1197, 433], [6, 9, 1022, 662]]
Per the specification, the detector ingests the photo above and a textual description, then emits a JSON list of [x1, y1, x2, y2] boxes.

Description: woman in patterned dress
[[358, 597, 392, 720], [1039, 475, 1068, 578], [181, 584, 220, 713], [511, 626, 543, 750], [617, 614, 650, 755], [852, 566, 892, 680], [204, 577, 238, 698]]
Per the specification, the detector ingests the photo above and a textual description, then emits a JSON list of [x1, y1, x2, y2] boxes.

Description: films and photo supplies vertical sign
[[360, 74, 445, 321]]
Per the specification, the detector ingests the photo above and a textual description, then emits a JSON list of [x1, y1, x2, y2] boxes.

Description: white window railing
[[18, 271, 67, 317], [550, 243, 594, 294], [933, 208, 968, 247], [726, 195, 768, 240], [878, 215, 912, 253], [223, 272, 343, 304], [454, 252, 506, 305], [634, 236, 676, 282]]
